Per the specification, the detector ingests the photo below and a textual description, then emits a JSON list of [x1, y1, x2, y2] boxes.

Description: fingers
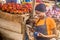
[[37, 33, 40, 36], [37, 33, 43, 37]]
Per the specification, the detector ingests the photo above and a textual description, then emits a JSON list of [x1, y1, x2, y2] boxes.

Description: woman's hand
[[37, 33, 57, 38], [37, 33, 45, 37]]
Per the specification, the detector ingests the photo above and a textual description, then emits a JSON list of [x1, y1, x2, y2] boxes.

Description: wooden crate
[[0, 11, 23, 23], [0, 11, 26, 33]]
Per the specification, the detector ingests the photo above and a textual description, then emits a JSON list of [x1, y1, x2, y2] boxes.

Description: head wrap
[[35, 4, 46, 12]]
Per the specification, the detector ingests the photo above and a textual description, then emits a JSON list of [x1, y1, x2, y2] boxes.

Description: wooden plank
[[0, 18, 22, 34], [0, 11, 23, 23], [0, 28, 23, 40]]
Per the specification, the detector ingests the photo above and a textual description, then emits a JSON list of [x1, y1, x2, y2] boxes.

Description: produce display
[[46, 5, 60, 21], [1, 2, 32, 14], [0, 1, 60, 21], [0, 3, 2, 9], [43, 1, 60, 21], [57, 2, 60, 8]]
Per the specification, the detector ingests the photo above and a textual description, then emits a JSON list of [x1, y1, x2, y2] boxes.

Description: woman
[[33, 4, 58, 40]]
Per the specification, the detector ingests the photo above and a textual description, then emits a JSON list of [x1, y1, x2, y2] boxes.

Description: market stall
[[0, 0, 60, 40], [0, 0, 33, 40]]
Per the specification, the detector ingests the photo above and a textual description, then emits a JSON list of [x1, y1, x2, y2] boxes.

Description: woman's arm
[[43, 28, 58, 38], [44, 17, 58, 38], [38, 28, 58, 38]]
